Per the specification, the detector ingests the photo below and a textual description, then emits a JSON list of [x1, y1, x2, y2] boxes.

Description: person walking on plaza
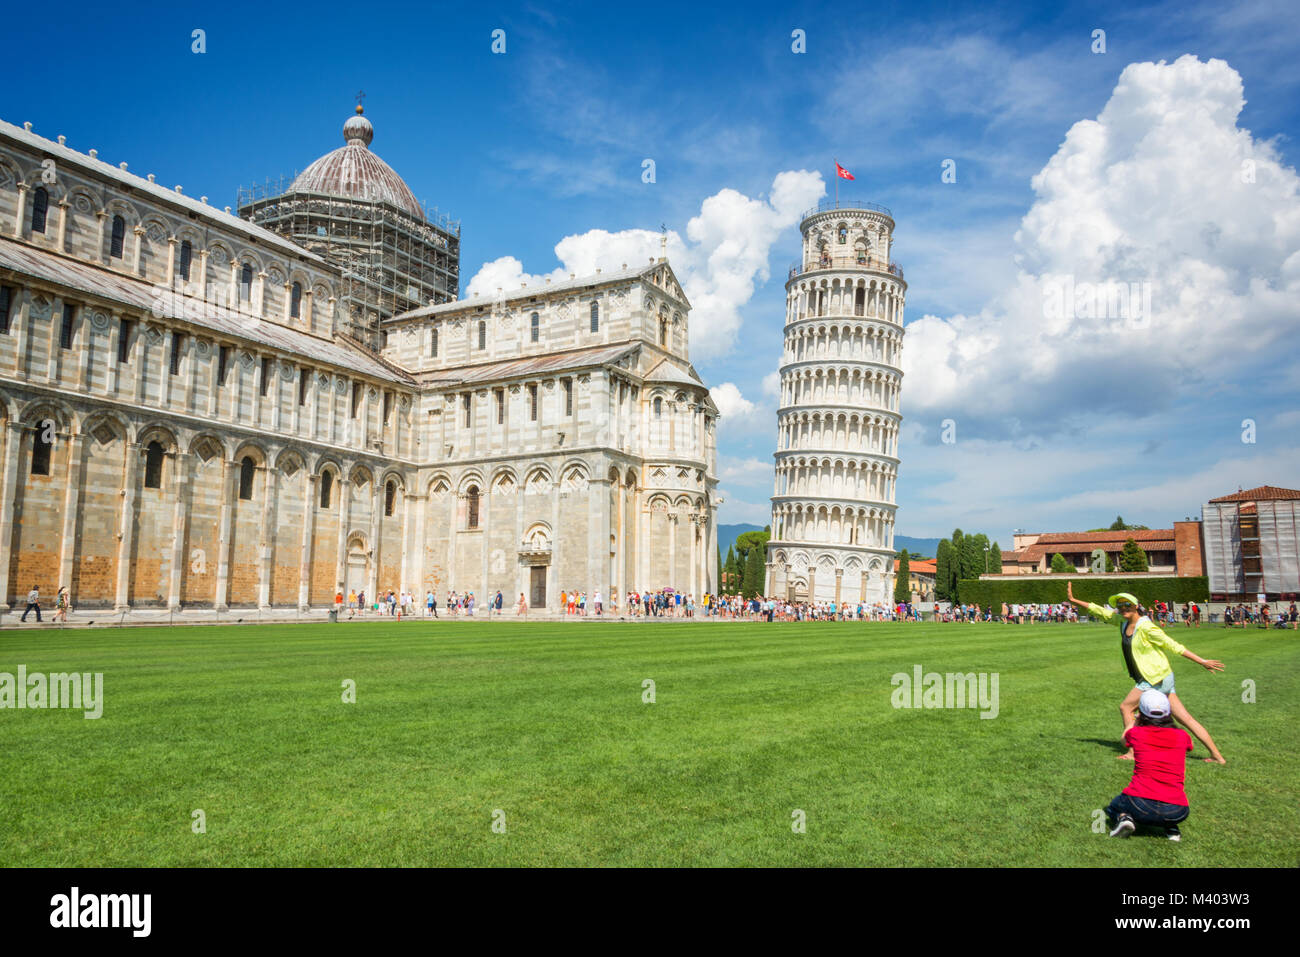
[[494, 590, 503, 617], [20, 585, 41, 622], [1066, 583, 1226, 764], [54, 586, 70, 623], [517, 592, 528, 617]]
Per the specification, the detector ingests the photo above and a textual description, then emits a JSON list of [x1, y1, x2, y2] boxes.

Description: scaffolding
[[1203, 500, 1300, 599], [237, 175, 460, 349]]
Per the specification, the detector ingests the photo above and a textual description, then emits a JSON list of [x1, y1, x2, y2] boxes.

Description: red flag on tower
[[835, 162, 855, 180]]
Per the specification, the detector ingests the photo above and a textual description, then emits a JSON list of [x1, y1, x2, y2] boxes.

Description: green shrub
[[956, 576, 1209, 608]]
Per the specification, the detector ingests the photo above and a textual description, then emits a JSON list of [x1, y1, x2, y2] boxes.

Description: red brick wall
[[1174, 520, 1205, 577]]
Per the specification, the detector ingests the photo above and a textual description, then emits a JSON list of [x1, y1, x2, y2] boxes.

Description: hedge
[[956, 576, 1210, 608]]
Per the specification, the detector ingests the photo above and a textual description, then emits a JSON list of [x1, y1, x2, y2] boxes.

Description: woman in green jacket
[[1066, 583, 1226, 764]]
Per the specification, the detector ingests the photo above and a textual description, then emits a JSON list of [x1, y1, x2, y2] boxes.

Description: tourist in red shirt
[[1106, 690, 1193, 841]]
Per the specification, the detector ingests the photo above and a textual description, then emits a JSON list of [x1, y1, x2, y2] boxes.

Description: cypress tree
[[742, 543, 766, 597], [894, 550, 911, 603], [988, 541, 1003, 573], [935, 539, 953, 601]]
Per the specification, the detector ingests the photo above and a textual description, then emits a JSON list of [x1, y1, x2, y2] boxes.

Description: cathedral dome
[[289, 107, 424, 220]]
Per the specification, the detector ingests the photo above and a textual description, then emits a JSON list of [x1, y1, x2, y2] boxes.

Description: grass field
[[0, 619, 1294, 867]]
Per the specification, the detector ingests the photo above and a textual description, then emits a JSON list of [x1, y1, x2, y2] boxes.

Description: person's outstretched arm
[[1066, 581, 1113, 621]]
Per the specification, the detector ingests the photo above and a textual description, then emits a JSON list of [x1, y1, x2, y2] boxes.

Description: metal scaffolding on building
[[237, 175, 460, 349]]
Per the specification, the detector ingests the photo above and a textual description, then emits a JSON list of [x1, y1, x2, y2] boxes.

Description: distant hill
[[716, 525, 941, 561], [718, 523, 764, 558], [895, 535, 942, 558]]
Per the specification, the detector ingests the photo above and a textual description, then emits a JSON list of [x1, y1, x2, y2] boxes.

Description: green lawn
[[0, 619, 1293, 866]]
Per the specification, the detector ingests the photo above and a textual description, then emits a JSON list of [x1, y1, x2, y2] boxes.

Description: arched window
[[478, 319, 486, 350], [179, 240, 192, 280], [838, 225, 847, 244], [144, 441, 165, 489], [430, 326, 439, 357], [466, 485, 480, 529], [384, 480, 396, 517], [240, 264, 253, 302], [319, 470, 333, 509], [31, 187, 49, 234], [530, 312, 539, 343], [31, 425, 53, 475], [290, 282, 302, 319], [590, 301, 599, 333], [653, 396, 662, 417], [110, 215, 126, 259], [238, 456, 255, 500], [659, 318, 668, 346]]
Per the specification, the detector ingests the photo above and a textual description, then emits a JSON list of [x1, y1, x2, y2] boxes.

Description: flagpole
[[834, 157, 839, 205]]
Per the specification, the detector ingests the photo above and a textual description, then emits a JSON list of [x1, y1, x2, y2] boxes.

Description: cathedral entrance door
[[346, 542, 368, 598], [530, 566, 547, 609]]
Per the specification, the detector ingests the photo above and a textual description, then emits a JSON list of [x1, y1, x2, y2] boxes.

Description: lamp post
[[983, 544, 990, 574]]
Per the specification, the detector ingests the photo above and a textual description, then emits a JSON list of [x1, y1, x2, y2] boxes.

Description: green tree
[[894, 550, 911, 603], [935, 539, 953, 600], [1050, 552, 1073, 574], [950, 529, 965, 597], [735, 529, 771, 562], [961, 533, 990, 579], [723, 546, 740, 591], [1120, 537, 1149, 572], [742, 541, 767, 596], [988, 541, 1003, 573], [1109, 515, 1127, 531]]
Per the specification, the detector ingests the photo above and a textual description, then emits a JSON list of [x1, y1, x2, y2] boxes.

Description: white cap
[[1139, 689, 1171, 719]]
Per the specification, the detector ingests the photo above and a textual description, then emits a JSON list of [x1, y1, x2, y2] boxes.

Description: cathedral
[[0, 107, 719, 616]]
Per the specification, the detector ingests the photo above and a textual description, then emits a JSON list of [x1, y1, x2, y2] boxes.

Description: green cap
[[1108, 592, 1140, 608]]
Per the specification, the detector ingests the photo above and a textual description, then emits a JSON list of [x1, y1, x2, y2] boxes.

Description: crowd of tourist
[[325, 586, 1299, 629]]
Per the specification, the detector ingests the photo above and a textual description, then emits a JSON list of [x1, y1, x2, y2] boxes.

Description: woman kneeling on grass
[[1106, 689, 1192, 841], [1066, 583, 1226, 764]]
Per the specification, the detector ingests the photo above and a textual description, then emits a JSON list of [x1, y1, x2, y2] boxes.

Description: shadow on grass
[[1076, 737, 1128, 755]]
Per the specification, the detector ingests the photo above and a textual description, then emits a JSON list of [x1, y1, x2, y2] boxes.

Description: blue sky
[[5, 0, 1298, 541]]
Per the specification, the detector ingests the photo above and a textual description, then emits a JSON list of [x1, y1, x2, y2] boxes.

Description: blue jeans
[[1106, 793, 1189, 829]]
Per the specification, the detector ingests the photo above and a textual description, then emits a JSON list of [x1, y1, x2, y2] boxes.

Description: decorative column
[[167, 451, 190, 610], [0, 422, 24, 610], [298, 474, 317, 611], [114, 442, 142, 611], [667, 510, 677, 592], [257, 463, 277, 609], [12, 183, 28, 239], [166, 237, 178, 287], [212, 458, 236, 612], [335, 472, 352, 594], [367, 477, 381, 600], [615, 478, 626, 609], [56, 200, 70, 252], [57, 431, 86, 604], [132, 224, 145, 276]]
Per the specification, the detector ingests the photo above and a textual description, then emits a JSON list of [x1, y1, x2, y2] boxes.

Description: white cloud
[[465, 171, 826, 354], [761, 370, 781, 399], [901, 55, 1300, 436], [709, 382, 756, 422], [718, 456, 772, 484]]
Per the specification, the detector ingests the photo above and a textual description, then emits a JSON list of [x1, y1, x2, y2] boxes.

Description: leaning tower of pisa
[[765, 200, 905, 606]]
